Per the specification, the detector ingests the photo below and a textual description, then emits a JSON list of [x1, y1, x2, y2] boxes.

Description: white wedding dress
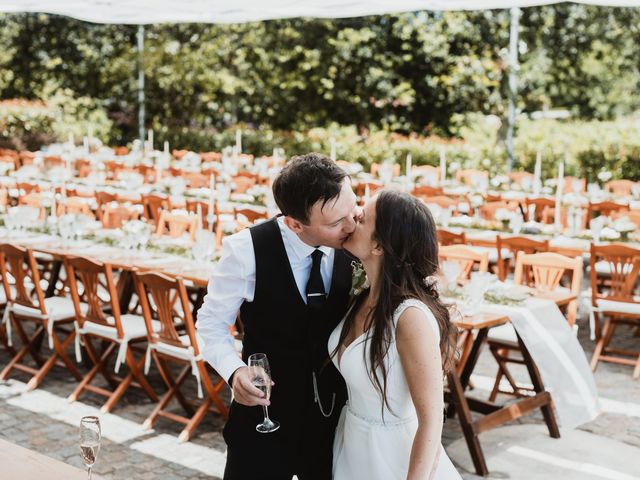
[[328, 299, 461, 480]]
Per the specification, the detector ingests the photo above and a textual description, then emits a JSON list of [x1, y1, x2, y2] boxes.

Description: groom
[[196, 153, 360, 479]]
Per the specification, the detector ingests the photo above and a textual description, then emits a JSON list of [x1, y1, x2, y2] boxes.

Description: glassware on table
[[441, 260, 461, 293], [590, 217, 605, 243], [79, 415, 101, 480], [248, 353, 280, 433], [461, 271, 494, 316]]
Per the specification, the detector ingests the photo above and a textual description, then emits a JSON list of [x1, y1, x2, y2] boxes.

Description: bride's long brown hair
[[334, 190, 456, 412]]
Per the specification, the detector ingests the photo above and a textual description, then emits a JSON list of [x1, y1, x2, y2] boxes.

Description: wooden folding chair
[[156, 210, 198, 240], [135, 271, 228, 441], [95, 191, 118, 221], [496, 235, 549, 281], [65, 255, 159, 412], [524, 197, 556, 223], [589, 243, 640, 378], [487, 252, 583, 400], [437, 229, 466, 246], [438, 245, 489, 280], [0, 244, 82, 390], [142, 194, 172, 224]]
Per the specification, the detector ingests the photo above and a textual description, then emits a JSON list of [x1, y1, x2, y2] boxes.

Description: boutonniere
[[350, 260, 370, 297]]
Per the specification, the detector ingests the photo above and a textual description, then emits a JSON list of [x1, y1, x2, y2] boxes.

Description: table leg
[[447, 327, 488, 418], [516, 332, 561, 439], [447, 368, 489, 476]]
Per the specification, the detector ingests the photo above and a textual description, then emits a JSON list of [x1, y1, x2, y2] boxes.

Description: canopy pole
[[137, 25, 145, 146], [506, 7, 520, 173]]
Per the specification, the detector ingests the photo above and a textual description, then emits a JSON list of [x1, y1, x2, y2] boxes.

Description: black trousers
[[222, 401, 337, 480]]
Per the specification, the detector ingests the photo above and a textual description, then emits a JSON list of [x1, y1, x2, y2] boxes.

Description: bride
[[328, 190, 461, 479]]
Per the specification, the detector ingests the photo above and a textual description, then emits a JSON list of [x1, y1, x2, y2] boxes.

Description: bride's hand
[[232, 366, 273, 407]]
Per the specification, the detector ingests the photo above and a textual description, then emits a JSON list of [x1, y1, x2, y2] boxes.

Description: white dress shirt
[[196, 216, 335, 383]]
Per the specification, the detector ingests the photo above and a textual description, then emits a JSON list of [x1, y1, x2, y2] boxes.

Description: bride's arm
[[396, 307, 444, 480]]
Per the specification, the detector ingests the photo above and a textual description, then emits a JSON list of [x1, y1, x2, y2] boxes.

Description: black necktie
[[306, 249, 326, 308]]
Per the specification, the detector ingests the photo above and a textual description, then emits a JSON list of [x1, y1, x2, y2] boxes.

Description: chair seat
[[487, 323, 518, 346], [596, 298, 640, 316], [153, 333, 204, 361], [11, 296, 84, 321], [81, 314, 160, 341]]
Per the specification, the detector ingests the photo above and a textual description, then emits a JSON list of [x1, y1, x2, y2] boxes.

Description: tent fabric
[[1, 0, 640, 25]]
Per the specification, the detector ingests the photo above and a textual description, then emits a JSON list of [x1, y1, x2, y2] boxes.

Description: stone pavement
[[1, 308, 639, 479]]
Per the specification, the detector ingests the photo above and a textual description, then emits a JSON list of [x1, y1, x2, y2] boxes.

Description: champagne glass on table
[[248, 353, 280, 433], [79, 416, 101, 479]]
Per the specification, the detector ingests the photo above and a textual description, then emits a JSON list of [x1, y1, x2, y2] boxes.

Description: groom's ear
[[283, 216, 305, 234]]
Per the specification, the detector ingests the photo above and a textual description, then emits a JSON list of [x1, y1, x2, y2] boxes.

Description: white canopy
[[1, 0, 640, 24]]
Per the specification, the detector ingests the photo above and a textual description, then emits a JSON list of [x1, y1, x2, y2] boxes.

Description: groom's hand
[[231, 367, 272, 407]]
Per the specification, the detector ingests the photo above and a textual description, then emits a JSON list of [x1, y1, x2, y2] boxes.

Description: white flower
[[597, 171, 613, 183], [600, 227, 621, 240], [350, 260, 369, 297], [613, 217, 636, 234]]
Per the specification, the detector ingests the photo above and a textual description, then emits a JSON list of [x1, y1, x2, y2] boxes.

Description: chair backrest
[[562, 176, 586, 193], [17, 182, 40, 195], [64, 255, 123, 335], [590, 243, 640, 304], [587, 201, 629, 222], [0, 244, 46, 314], [185, 200, 213, 230], [233, 208, 269, 225], [183, 172, 209, 188], [514, 251, 583, 325], [509, 171, 535, 187], [612, 210, 640, 228], [456, 169, 488, 187], [437, 229, 466, 246], [604, 179, 635, 197], [231, 175, 256, 194], [135, 271, 198, 354], [102, 203, 140, 229], [412, 185, 443, 197], [497, 235, 550, 280], [438, 245, 489, 279], [525, 197, 556, 223], [412, 165, 441, 184], [354, 182, 383, 201], [58, 196, 94, 218], [420, 195, 457, 210], [156, 210, 198, 240], [370, 163, 400, 178], [143, 194, 171, 224], [479, 201, 517, 221], [75, 158, 92, 178]]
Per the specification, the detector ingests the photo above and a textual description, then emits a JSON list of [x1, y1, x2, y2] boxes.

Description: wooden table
[[0, 437, 102, 479], [446, 295, 577, 476]]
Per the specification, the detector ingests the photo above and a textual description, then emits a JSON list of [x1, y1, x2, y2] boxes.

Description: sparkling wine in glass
[[79, 416, 101, 480], [248, 353, 280, 433]]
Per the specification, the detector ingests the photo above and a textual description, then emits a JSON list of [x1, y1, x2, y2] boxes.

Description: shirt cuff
[[217, 354, 247, 385]]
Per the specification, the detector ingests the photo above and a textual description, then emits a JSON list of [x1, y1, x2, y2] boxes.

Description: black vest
[[225, 218, 351, 456]]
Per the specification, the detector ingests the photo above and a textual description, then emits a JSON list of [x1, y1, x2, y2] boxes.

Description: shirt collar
[[278, 216, 333, 260]]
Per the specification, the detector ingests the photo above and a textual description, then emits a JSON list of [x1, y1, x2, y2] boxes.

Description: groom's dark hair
[[273, 152, 348, 224]]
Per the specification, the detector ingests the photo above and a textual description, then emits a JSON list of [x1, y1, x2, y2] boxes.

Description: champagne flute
[[248, 353, 280, 433], [79, 416, 101, 479]]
